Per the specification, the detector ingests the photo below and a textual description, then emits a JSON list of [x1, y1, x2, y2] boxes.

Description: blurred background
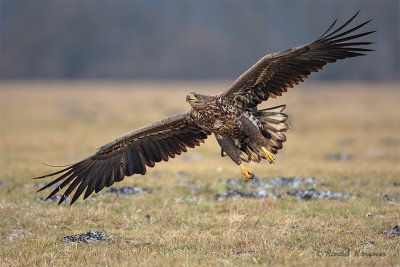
[[1, 0, 399, 81], [1, 3, 400, 265]]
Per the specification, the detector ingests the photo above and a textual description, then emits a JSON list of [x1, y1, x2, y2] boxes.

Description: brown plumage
[[35, 11, 374, 204]]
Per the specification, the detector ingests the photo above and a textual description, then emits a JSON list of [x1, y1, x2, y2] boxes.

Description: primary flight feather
[[35, 11, 374, 204]]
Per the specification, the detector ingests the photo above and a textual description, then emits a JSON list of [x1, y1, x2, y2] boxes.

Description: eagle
[[35, 11, 374, 205]]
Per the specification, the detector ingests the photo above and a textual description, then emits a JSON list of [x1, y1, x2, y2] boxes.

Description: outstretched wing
[[35, 112, 210, 205], [218, 11, 375, 109]]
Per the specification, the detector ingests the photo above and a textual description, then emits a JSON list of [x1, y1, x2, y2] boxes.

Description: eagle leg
[[215, 134, 254, 181]]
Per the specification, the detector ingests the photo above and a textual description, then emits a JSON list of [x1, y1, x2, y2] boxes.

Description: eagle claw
[[262, 147, 275, 164], [246, 172, 254, 182], [240, 164, 254, 182]]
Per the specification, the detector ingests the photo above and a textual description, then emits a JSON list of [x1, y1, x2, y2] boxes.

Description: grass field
[[0, 81, 399, 266]]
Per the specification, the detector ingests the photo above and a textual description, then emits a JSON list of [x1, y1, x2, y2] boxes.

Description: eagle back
[[189, 98, 243, 136]]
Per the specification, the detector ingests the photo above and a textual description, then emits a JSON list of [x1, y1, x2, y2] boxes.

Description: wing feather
[[35, 112, 210, 204], [157, 138, 176, 158], [218, 11, 374, 109]]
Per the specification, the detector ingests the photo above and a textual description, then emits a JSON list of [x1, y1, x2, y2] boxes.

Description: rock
[[222, 176, 323, 190], [145, 215, 156, 221], [183, 196, 198, 202], [270, 177, 322, 188], [36, 195, 70, 203], [365, 212, 384, 218], [359, 241, 376, 246], [174, 196, 198, 202], [216, 190, 269, 200], [257, 190, 268, 197], [382, 193, 400, 202], [225, 179, 240, 185], [287, 189, 354, 201], [217, 176, 351, 201], [62, 231, 112, 244], [382, 225, 400, 238], [105, 187, 146, 195], [8, 230, 25, 241]]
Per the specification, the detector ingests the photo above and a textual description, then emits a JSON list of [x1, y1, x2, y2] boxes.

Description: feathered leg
[[215, 135, 254, 181], [238, 116, 275, 164]]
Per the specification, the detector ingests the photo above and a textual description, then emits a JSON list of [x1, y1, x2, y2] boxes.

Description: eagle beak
[[186, 94, 198, 103]]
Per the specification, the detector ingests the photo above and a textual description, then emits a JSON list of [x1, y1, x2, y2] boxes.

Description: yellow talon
[[240, 164, 254, 181], [262, 147, 275, 164]]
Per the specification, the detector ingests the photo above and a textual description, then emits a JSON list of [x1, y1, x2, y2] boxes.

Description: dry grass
[[0, 81, 399, 266]]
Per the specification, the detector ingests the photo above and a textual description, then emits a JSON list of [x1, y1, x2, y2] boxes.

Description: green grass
[[0, 81, 399, 266]]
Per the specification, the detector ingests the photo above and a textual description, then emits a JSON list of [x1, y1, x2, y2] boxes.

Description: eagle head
[[186, 92, 212, 108]]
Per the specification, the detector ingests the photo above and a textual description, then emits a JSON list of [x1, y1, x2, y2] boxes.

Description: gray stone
[[62, 231, 112, 244], [105, 186, 146, 195], [382, 225, 399, 238]]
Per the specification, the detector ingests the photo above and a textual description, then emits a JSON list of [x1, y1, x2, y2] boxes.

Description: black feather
[[147, 142, 162, 163], [139, 143, 156, 167]]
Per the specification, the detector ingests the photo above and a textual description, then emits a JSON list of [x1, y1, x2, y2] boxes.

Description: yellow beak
[[186, 94, 198, 103]]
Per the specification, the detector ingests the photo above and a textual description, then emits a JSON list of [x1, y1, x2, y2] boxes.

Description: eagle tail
[[255, 104, 289, 154]]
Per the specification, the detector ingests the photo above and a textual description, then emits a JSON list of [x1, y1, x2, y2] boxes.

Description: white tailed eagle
[[35, 11, 374, 204]]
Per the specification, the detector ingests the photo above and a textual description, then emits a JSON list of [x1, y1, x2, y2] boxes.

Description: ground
[[0, 81, 399, 266]]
